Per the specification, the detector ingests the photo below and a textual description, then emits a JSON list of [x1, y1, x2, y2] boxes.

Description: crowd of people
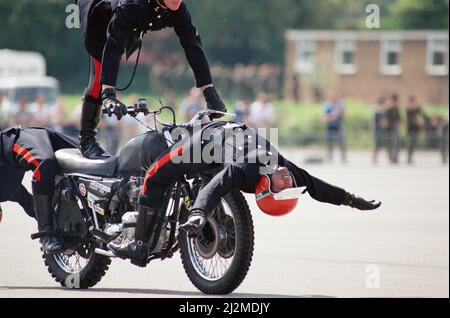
[[1, 90, 448, 165], [321, 91, 449, 165], [372, 94, 449, 165]]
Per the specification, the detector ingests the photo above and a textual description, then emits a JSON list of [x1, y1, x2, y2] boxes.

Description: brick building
[[284, 30, 449, 105]]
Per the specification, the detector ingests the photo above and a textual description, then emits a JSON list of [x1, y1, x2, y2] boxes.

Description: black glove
[[102, 88, 127, 120], [203, 86, 227, 119], [343, 193, 382, 211]]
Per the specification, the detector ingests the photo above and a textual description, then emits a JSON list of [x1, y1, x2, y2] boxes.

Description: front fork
[[180, 180, 195, 211]]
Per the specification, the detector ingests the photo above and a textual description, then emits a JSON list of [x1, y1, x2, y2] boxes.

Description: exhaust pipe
[[94, 248, 116, 258]]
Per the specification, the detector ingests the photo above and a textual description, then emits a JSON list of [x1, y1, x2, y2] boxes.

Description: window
[[294, 40, 315, 74], [335, 40, 357, 75], [426, 39, 448, 76], [380, 40, 402, 75]]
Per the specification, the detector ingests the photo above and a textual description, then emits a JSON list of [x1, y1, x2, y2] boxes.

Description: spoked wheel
[[52, 242, 91, 274], [43, 240, 111, 289], [179, 190, 254, 295]]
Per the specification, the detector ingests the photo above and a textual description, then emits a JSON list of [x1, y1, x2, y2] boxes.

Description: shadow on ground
[[0, 286, 334, 298]]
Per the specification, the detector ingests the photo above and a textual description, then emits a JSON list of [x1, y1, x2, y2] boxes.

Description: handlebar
[[101, 98, 236, 128], [102, 98, 150, 117]]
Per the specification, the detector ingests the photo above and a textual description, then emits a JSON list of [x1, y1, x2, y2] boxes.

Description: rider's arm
[[173, 3, 213, 88], [277, 154, 347, 206], [101, 5, 141, 87]]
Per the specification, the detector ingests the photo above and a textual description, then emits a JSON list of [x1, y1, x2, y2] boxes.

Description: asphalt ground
[[0, 150, 448, 298]]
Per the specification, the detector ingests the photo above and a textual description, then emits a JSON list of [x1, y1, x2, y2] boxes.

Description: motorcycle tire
[[42, 244, 111, 289], [179, 190, 254, 295]]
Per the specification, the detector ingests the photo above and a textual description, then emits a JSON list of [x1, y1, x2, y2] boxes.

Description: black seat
[[55, 149, 118, 177]]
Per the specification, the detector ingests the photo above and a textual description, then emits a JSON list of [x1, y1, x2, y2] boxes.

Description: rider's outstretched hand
[[102, 88, 128, 120], [203, 86, 227, 119], [343, 193, 382, 211]]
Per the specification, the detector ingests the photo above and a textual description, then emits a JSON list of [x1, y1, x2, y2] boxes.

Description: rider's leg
[[47, 127, 79, 151], [108, 180, 175, 265], [10, 185, 36, 219], [181, 164, 249, 235], [108, 204, 158, 267], [12, 129, 64, 253], [79, 57, 111, 159], [109, 145, 191, 264]]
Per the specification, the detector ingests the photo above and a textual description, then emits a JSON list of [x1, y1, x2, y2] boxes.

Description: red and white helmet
[[255, 175, 301, 217]]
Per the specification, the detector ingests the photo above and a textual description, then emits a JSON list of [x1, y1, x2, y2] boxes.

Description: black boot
[[180, 209, 207, 237], [33, 192, 64, 254], [79, 96, 111, 159], [343, 192, 382, 211], [108, 205, 158, 267]]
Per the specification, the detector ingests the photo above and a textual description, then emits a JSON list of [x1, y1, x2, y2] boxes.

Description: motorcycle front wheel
[[179, 190, 254, 295]]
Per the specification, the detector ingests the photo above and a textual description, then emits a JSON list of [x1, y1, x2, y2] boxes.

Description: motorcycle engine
[[126, 177, 144, 208]]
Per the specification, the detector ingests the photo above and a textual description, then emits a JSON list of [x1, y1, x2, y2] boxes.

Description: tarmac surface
[[0, 150, 448, 298]]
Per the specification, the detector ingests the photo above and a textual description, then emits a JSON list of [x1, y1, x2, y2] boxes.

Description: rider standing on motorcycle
[[0, 126, 78, 253], [108, 121, 381, 265], [77, 0, 226, 159]]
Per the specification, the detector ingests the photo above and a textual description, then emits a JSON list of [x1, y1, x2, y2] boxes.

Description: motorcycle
[[33, 99, 254, 295]]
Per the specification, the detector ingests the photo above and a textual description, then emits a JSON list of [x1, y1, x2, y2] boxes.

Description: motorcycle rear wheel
[[43, 241, 111, 289], [179, 190, 254, 295]]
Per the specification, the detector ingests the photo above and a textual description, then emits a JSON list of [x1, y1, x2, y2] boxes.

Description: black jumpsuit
[[77, 0, 213, 102], [0, 127, 78, 217], [138, 122, 347, 214]]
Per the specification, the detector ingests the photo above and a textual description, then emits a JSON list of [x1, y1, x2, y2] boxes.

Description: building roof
[[285, 30, 449, 42]]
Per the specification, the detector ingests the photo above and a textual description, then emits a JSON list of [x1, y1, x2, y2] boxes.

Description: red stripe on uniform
[[142, 146, 185, 195], [90, 58, 102, 99], [13, 144, 42, 181]]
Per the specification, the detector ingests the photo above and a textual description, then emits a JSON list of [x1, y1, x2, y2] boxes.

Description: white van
[[0, 49, 59, 117]]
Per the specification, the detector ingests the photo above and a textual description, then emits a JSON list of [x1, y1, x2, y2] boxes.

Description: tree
[[388, 0, 449, 29], [0, 0, 87, 92]]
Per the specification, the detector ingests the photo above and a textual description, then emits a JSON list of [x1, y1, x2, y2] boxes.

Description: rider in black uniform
[[77, 0, 226, 159], [0, 127, 78, 253], [108, 121, 381, 265]]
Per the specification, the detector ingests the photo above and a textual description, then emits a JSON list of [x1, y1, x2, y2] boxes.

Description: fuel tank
[[118, 132, 168, 177]]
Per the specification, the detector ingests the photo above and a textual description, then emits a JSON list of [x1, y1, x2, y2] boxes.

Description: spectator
[[372, 96, 388, 164], [163, 91, 176, 109], [179, 87, 204, 122], [385, 94, 402, 164], [323, 91, 346, 163], [441, 117, 449, 165], [99, 114, 121, 155], [13, 97, 33, 127], [405, 95, 425, 165], [49, 98, 69, 133], [30, 94, 50, 127], [424, 116, 442, 149], [249, 93, 277, 128], [64, 102, 82, 139], [233, 98, 251, 124]]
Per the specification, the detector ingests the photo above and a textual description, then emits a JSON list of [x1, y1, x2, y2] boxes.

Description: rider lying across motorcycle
[[0, 126, 79, 253], [108, 120, 381, 265]]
